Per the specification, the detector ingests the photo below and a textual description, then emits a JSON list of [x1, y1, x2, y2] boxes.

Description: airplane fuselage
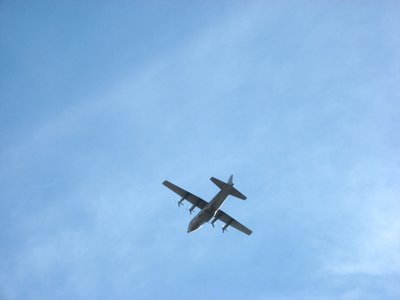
[[187, 185, 233, 233]]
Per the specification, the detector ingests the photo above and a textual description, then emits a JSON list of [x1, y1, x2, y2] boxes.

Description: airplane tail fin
[[210, 175, 247, 200], [228, 174, 233, 185]]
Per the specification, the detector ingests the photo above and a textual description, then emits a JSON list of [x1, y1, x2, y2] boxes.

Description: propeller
[[189, 204, 196, 214], [178, 196, 185, 207]]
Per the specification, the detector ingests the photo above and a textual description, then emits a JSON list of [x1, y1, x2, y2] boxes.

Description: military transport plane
[[162, 175, 252, 236]]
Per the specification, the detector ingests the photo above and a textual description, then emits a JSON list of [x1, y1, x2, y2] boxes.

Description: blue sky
[[1, 1, 399, 299]]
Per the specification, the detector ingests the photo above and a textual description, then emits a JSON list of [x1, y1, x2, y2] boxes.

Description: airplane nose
[[187, 219, 201, 233]]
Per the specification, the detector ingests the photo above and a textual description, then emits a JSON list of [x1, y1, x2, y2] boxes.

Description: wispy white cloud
[[1, 1, 400, 300], [325, 174, 400, 276]]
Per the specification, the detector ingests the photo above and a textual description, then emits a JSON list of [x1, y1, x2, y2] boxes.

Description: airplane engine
[[210, 211, 222, 227], [178, 196, 186, 207], [189, 204, 196, 214], [222, 223, 229, 233], [222, 219, 233, 233]]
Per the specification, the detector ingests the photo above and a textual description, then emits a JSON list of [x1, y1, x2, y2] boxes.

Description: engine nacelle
[[210, 211, 222, 227], [178, 196, 186, 207], [189, 204, 196, 214], [222, 218, 233, 233], [189, 199, 201, 214]]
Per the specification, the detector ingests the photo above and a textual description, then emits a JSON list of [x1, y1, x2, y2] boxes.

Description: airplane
[[162, 175, 252, 236]]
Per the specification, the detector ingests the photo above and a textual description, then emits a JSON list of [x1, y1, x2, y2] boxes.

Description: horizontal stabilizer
[[210, 177, 225, 189], [210, 176, 247, 200], [230, 187, 247, 200]]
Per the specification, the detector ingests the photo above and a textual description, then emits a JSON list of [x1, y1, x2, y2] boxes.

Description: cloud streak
[[1, 1, 400, 299]]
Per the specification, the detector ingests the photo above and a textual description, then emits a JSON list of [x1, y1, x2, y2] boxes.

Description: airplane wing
[[163, 180, 208, 209], [216, 210, 252, 236]]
